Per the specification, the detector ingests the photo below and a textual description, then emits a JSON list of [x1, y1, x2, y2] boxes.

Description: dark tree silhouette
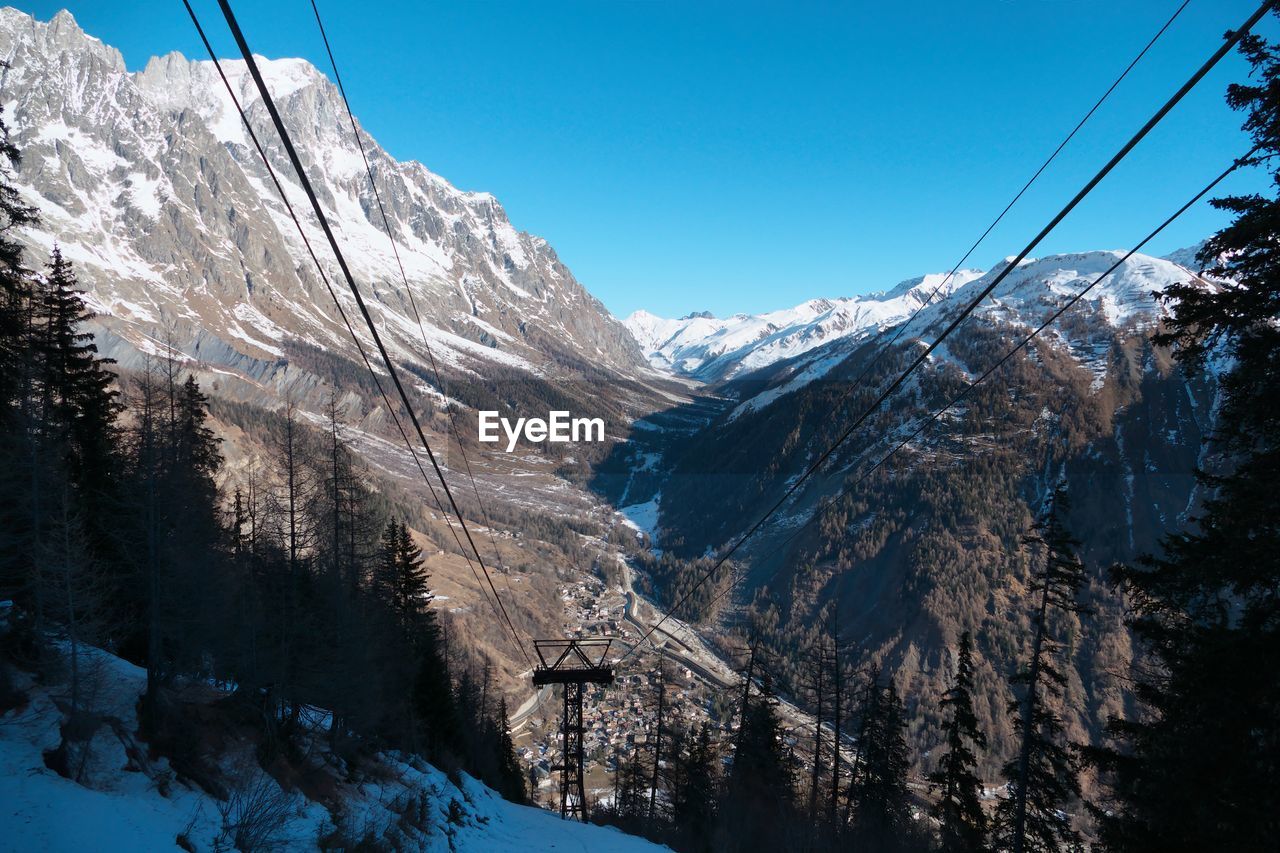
[[719, 671, 795, 853], [1097, 16, 1280, 851], [850, 676, 914, 851], [931, 630, 989, 852], [995, 488, 1086, 853]]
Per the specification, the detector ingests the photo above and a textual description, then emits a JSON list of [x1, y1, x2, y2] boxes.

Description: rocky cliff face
[[0, 8, 645, 395]]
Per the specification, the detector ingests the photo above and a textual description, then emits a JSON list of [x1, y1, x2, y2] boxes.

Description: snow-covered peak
[[0, 7, 646, 386], [625, 268, 985, 383], [715, 249, 1204, 421], [628, 249, 1204, 390], [0, 7, 123, 71], [881, 268, 984, 301], [953, 250, 1195, 329]]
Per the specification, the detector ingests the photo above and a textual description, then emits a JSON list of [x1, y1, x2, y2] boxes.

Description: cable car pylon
[[531, 638, 616, 820]]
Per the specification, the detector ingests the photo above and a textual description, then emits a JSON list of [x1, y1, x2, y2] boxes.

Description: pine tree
[[1097, 18, 1280, 851], [319, 391, 367, 594], [174, 375, 222, 489], [119, 362, 228, 729], [127, 357, 168, 727], [720, 672, 795, 853], [374, 520, 433, 637], [670, 724, 718, 853], [273, 401, 318, 577], [168, 374, 227, 678], [615, 746, 650, 828], [994, 489, 1086, 853], [802, 632, 829, 829], [931, 630, 989, 853], [648, 662, 668, 822], [494, 697, 526, 803], [826, 613, 848, 831], [36, 248, 121, 498], [850, 676, 913, 850], [373, 519, 459, 760], [0, 103, 38, 410]]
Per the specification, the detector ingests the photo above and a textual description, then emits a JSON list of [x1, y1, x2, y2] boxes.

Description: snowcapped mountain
[[706, 250, 1203, 422], [0, 8, 678, 715], [956, 250, 1194, 329], [624, 270, 984, 382], [0, 8, 644, 388], [0, 6, 1237, 797], [627, 250, 1197, 397]]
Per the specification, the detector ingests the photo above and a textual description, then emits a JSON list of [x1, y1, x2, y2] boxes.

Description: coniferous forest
[[1, 4, 1279, 853]]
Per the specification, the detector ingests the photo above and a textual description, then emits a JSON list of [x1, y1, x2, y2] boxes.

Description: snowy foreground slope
[[0, 642, 661, 852]]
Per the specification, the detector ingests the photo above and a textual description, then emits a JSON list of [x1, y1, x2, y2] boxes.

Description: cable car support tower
[[531, 638, 616, 820]]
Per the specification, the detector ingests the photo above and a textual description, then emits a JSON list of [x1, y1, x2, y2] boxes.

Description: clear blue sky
[[19, 1, 1279, 318]]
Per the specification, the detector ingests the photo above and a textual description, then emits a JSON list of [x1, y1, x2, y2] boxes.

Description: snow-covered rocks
[[0, 642, 663, 852]]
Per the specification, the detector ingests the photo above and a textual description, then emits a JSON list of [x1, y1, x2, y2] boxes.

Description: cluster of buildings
[[515, 577, 729, 801]]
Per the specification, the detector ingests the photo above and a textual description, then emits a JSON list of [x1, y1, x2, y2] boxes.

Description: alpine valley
[[0, 4, 1226, 826]]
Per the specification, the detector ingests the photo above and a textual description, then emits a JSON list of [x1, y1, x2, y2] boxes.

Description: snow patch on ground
[[617, 494, 661, 546], [0, 640, 662, 852]]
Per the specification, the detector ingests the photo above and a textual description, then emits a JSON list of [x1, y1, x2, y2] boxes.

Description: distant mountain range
[[624, 270, 984, 382], [625, 249, 1204, 387]]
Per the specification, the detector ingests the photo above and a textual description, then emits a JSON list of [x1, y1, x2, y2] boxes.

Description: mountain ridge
[[0, 6, 646, 386], [622, 247, 1202, 389]]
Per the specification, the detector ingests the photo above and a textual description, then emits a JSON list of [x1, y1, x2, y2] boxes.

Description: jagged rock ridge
[[0, 7, 645, 392]]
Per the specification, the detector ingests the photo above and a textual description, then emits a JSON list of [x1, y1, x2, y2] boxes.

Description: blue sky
[[20, 1, 1279, 318]]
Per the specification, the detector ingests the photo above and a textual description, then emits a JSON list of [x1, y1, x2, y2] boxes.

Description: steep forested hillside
[[610, 253, 1218, 776]]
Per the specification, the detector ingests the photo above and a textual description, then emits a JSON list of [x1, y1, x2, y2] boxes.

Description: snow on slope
[[951, 250, 1197, 329], [631, 250, 1203, 394], [625, 270, 983, 383], [718, 250, 1205, 420], [0, 637, 661, 852], [0, 8, 644, 386]]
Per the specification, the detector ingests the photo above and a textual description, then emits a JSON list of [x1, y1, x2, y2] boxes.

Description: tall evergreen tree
[[669, 724, 718, 853], [850, 676, 914, 850], [994, 488, 1086, 853], [0, 104, 38, 411], [931, 630, 989, 853], [613, 745, 651, 829], [35, 248, 121, 500], [493, 697, 526, 803], [174, 375, 222, 488], [375, 520, 433, 636], [648, 662, 669, 822], [719, 672, 795, 853], [1097, 17, 1280, 851], [373, 519, 460, 761], [801, 631, 830, 829]]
